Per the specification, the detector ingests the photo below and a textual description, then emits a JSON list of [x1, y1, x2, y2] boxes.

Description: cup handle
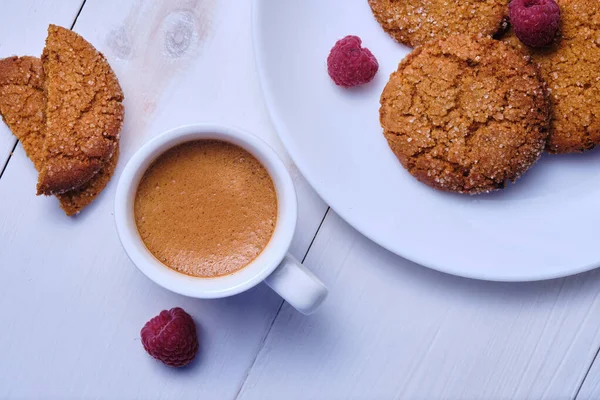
[[264, 254, 328, 315]]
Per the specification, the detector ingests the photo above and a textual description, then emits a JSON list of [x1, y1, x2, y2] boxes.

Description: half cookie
[[0, 56, 46, 171], [379, 35, 550, 194], [37, 24, 124, 195], [0, 56, 119, 216], [502, 0, 600, 154], [57, 147, 119, 215], [368, 0, 509, 48]]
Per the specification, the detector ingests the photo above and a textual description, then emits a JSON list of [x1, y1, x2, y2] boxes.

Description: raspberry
[[141, 307, 199, 368], [509, 0, 561, 48], [327, 35, 378, 88]]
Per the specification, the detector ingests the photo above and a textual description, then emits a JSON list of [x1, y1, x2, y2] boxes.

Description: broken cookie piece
[[37, 24, 124, 195], [0, 56, 46, 171], [57, 147, 119, 216], [0, 55, 121, 216]]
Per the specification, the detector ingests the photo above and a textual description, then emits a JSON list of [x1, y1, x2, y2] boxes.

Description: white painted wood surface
[[2, 0, 600, 399], [577, 355, 600, 400], [239, 212, 600, 400], [0, 0, 83, 170], [0, 0, 326, 398]]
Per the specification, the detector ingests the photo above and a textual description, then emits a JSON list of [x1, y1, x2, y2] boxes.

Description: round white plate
[[252, 0, 600, 281]]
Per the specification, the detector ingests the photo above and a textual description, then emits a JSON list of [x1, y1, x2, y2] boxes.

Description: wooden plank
[[0, 0, 84, 171], [238, 211, 600, 400], [0, 0, 327, 398], [575, 355, 600, 399]]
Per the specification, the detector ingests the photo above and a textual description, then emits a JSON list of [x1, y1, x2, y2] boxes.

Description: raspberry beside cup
[[141, 307, 199, 368]]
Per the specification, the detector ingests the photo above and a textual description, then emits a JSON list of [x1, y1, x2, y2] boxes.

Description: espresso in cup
[[134, 140, 278, 278]]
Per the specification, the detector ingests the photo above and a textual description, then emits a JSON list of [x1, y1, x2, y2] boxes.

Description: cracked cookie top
[[368, 0, 509, 48], [380, 35, 550, 194], [37, 24, 124, 195], [0, 55, 120, 215], [502, 0, 600, 154], [0, 56, 46, 171]]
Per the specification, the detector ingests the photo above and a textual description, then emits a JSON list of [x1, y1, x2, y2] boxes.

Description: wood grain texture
[[4, 0, 600, 399], [0, 0, 327, 398], [238, 211, 600, 400], [0, 0, 84, 170]]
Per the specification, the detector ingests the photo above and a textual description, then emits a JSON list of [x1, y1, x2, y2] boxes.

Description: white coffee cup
[[114, 124, 328, 314]]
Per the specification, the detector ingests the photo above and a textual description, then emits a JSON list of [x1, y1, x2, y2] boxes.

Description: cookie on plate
[[380, 35, 550, 194], [368, 0, 509, 48], [37, 24, 124, 195], [502, 0, 600, 154], [0, 56, 119, 216]]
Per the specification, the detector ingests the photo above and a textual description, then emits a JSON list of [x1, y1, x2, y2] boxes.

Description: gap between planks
[[232, 207, 331, 400], [10, 1, 600, 396], [0, 0, 329, 397], [575, 346, 600, 399], [0, 139, 18, 181]]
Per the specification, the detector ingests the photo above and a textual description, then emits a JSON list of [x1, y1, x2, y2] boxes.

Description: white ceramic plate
[[252, 0, 600, 281]]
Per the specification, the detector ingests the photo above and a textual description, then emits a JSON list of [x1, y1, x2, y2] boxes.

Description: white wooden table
[[2, 1, 600, 399]]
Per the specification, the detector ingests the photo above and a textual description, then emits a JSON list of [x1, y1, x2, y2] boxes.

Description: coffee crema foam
[[134, 140, 278, 277]]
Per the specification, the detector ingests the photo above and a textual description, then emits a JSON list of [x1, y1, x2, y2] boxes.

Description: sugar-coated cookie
[[37, 25, 124, 195], [0, 55, 119, 215], [380, 35, 550, 194], [368, 0, 509, 47], [502, 0, 600, 154]]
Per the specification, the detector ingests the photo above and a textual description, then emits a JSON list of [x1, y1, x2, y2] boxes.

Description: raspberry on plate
[[509, 0, 561, 47], [327, 35, 378, 88], [141, 307, 199, 368]]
